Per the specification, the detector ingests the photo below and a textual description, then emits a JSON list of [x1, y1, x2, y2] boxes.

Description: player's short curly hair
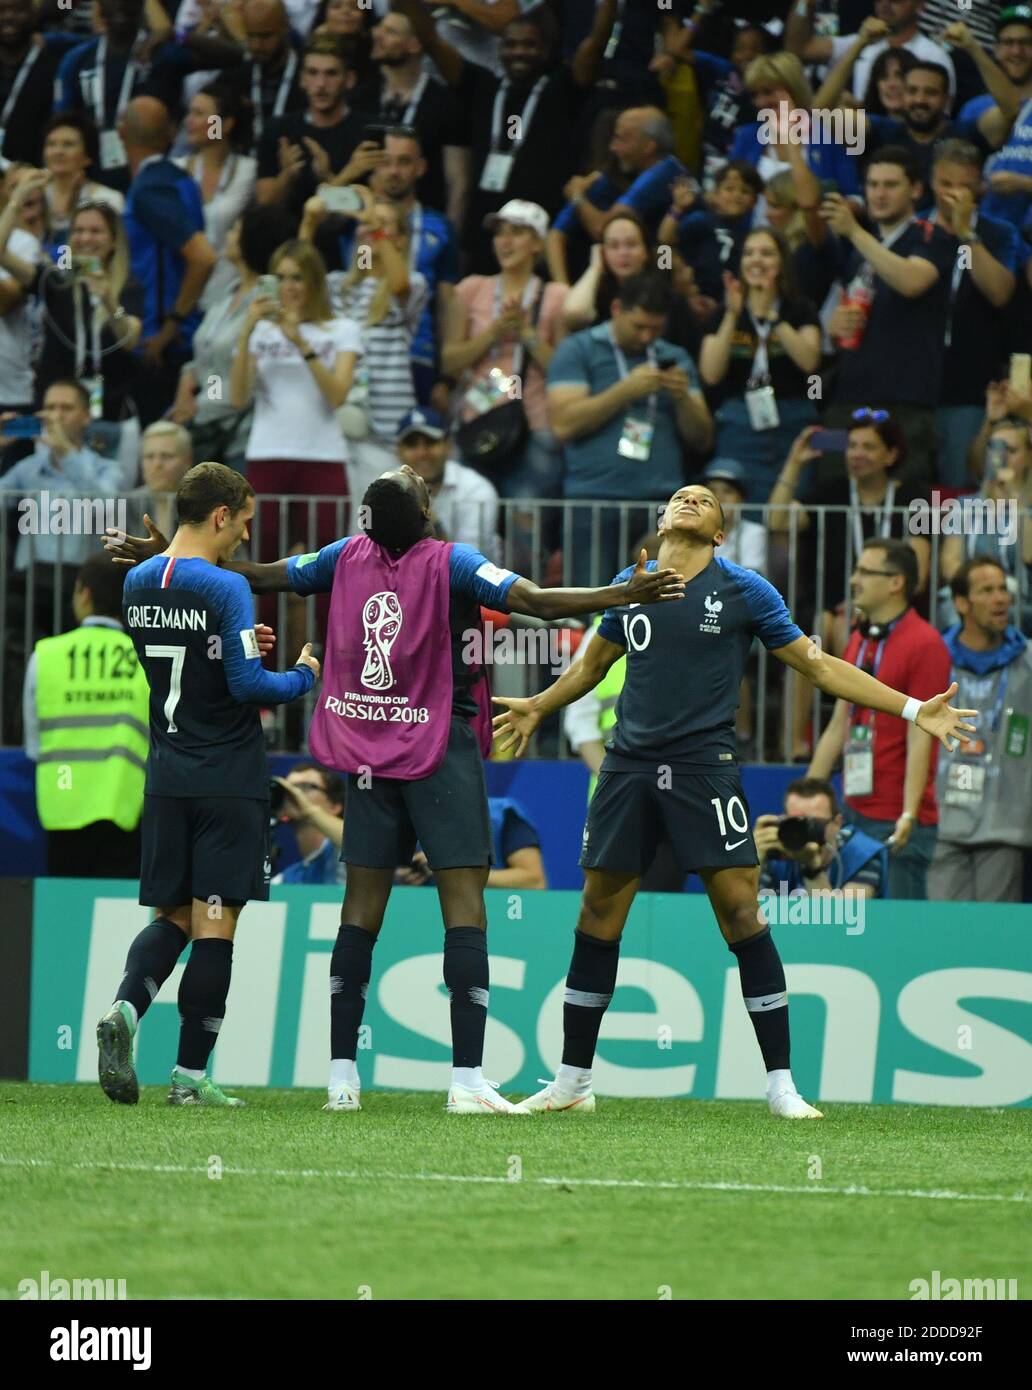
[[176, 462, 254, 526], [362, 476, 425, 554]]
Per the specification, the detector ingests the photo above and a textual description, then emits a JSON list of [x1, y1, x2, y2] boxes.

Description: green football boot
[[97, 1003, 139, 1105], [167, 1069, 245, 1107]]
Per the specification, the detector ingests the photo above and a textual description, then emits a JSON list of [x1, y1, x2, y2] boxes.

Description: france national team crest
[[361, 592, 403, 690], [700, 591, 723, 635]]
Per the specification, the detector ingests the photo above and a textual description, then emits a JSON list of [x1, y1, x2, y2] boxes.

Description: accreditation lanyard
[[253, 48, 298, 146], [0, 42, 40, 149], [492, 273, 539, 373], [93, 33, 144, 128], [848, 635, 888, 729], [609, 323, 658, 422], [937, 209, 976, 350], [747, 303, 779, 383], [849, 477, 897, 561], [489, 77, 547, 153], [383, 70, 429, 127], [73, 282, 103, 380]]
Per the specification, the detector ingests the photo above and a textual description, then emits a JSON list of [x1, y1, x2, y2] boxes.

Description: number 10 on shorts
[[710, 794, 749, 838]]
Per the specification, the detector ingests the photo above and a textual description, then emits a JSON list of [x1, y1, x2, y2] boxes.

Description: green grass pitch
[[1, 1084, 1029, 1301]]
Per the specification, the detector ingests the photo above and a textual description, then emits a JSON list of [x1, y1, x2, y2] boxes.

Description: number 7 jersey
[[123, 555, 314, 798], [597, 556, 802, 771]]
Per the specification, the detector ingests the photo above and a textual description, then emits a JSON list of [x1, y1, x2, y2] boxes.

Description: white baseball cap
[[484, 199, 549, 240]]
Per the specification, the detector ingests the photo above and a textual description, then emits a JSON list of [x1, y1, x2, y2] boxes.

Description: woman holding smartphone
[[229, 237, 361, 560], [1, 171, 143, 425]]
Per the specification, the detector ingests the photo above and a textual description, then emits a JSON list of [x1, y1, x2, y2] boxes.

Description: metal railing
[[0, 488, 971, 761]]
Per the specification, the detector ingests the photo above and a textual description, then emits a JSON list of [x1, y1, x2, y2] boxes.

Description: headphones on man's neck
[[856, 609, 908, 640]]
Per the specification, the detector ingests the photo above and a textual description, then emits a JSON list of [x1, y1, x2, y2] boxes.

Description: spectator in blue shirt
[[729, 51, 862, 201], [547, 271, 712, 587], [271, 762, 347, 886], [549, 108, 690, 284], [56, 0, 190, 195], [657, 160, 761, 302], [119, 96, 217, 425], [1, 379, 122, 646]]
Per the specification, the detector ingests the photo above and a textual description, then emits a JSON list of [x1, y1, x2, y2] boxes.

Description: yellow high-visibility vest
[[34, 624, 149, 832]]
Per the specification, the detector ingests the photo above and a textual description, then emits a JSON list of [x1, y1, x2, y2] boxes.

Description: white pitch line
[[0, 1155, 1026, 1204]]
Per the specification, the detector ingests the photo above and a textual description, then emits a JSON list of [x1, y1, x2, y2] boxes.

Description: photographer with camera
[[269, 763, 346, 886], [755, 777, 887, 899]]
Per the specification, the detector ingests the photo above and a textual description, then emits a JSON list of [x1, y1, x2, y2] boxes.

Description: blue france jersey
[[124, 556, 315, 798], [597, 557, 802, 768]]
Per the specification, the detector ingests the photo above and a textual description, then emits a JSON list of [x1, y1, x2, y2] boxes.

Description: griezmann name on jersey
[[597, 556, 802, 769], [124, 555, 314, 799]]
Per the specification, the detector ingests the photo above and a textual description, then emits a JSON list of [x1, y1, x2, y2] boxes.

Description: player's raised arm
[[505, 550, 686, 620], [493, 631, 625, 758], [772, 635, 978, 753]]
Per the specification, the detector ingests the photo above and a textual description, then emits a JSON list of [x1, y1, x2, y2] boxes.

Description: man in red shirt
[[809, 538, 951, 898]]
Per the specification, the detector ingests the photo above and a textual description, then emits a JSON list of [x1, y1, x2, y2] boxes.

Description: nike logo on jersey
[[724, 838, 747, 850]]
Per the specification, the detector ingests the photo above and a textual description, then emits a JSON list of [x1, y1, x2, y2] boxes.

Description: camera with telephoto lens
[[778, 815, 829, 854], [269, 778, 286, 818]]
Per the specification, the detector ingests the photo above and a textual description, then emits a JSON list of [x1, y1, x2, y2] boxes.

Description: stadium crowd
[[3, 0, 1032, 902]]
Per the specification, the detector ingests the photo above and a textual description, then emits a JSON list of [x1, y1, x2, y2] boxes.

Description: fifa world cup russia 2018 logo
[[361, 591, 403, 690]]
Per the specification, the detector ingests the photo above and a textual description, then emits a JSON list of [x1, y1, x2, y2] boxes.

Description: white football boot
[[445, 1079, 527, 1114], [521, 1078, 596, 1114], [768, 1088, 823, 1119], [324, 1081, 362, 1112]]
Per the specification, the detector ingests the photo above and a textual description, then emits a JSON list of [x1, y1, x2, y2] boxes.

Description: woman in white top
[[229, 237, 360, 560], [174, 83, 258, 308], [40, 112, 125, 252]]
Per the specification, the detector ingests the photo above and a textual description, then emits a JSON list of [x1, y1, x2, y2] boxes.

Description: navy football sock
[[115, 917, 188, 1023], [330, 924, 376, 1059], [443, 927, 488, 1069], [561, 930, 621, 1070], [176, 938, 233, 1072], [729, 926, 790, 1072]]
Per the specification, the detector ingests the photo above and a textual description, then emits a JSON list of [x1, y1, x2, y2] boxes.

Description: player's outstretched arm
[[105, 515, 294, 593], [222, 558, 293, 594], [493, 632, 624, 758], [506, 550, 685, 620], [774, 636, 978, 752]]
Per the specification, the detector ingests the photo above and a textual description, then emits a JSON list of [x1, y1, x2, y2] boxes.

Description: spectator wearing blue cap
[[394, 407, 501, 559]]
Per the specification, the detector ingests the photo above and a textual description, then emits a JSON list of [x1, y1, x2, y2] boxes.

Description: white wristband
[[901, 697, 921, 723]]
